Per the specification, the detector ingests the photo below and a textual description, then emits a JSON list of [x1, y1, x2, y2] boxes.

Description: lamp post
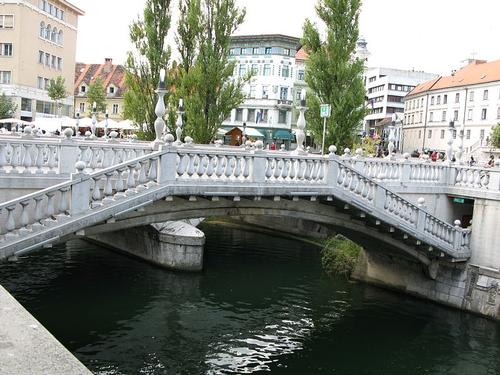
[[294, 88, 307, 154], [153, 68, 167, 144], [242, 122, 247, 145], [104, 110, 109, 139], [456, 122, 465, 164], [447, 120, 455, 163], [75, 111, 80, 137], [175, 98, 184, 145], [90, 101, 97, 139]]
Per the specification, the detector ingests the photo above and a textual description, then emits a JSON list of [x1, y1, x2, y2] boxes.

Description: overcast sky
[[70, 0, 500, 76]]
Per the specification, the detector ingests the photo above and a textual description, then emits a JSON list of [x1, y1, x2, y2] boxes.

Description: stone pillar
[[87, 221, 205, 272], [469, 199, 500, 268], [70, 162, 90, 216]]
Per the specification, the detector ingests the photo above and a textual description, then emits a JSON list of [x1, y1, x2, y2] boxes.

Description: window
[[481, 108, 487, 120], [263, 64, 271, 76], [265, 47, 272, 55], [429, 112, 433, 122], [467, 109, 473, 120], [440, 129, 445, 139], [428, 130, 432, 139], [238, 64, 247, 76], [79, 102, 85, 113], [38, 50, 44, 64], [497, 107, 500, 119], [436, 96, 441, 105], [280, 87, 288, 100], [0, 15, 14, 29], [443, 94, 447, 104], [483, 90, 488, 100], [112, 104, 119, 115], [453, 110, 459, 121], [80, 85, 86, 93], [480, 129, 485, 139], [37, 76, 44, 89], [455, 93, 460, 103], [369, 76, 376, 82], [249, 85, 256, 98], [39, 21, 45, 38], [430, 96, 434, 105], [466, 129, 471, 139], [44, 78, 49, 89], [262, 85, 269, 99], [51, 27, 57, 42], [109, 86, 115, 94], [281, 65, 289, 78], [0, 43, 12, 56], [247, 109, 255, 122], [229, 48, 236, 56], [235, 109, 243, 122], [278, 110, 287, 124], [241, 48, 249, 55], [58, 30, 63, 44], [57, 57, 62, 70], [0, 70, 11, 84], [469, 91, 474, 101], [252, 47, 259, 55], [45, 52, 50, 66], [45, 24, 51, 39], [283, 48, 290, 56], [51, 55, 56, 68], [251, 64, 258, 75], [21, 98, 31, 111], [441, 110, 447, 121]]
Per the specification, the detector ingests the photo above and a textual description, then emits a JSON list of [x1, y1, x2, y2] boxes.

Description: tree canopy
[[86, 77, 107, 115], [47, 76, 67, 117], [302, 0, 367, 149], [0, 92, 17, 119]]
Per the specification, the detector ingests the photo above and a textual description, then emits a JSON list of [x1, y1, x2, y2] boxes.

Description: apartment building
[[222, 34, 301, 144], [74, 58, 126, 121], [403, 59, 500, 154], [0, 0, 84, 121]]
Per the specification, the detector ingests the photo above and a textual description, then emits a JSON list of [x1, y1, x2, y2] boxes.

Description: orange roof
[[295, 47, 308, 61], [407, 59, 500, 97], [74, 59, 126, 96]]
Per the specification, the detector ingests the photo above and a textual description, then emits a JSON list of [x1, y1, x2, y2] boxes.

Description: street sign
[[453, 197, 465, 204], [320, 104, 331, 118]]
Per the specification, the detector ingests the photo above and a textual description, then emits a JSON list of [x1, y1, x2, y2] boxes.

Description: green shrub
[[492, 124, 500, 148], [321, 234, 362, 279]]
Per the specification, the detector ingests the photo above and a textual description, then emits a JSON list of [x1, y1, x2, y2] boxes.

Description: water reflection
[[0, 224, 499, 374]]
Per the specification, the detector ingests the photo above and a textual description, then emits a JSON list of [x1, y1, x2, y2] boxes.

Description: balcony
[[277, 99, 293, 108]]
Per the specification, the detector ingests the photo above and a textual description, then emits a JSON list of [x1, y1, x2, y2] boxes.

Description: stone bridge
[[1, 129, 500, 318]]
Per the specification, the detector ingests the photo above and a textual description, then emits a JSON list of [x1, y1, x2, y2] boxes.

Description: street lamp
[[154, 68, 167, 144], [91, 101, 97, 138], [386, 113, 397, 159], [446, 120, 455, 163], [175, 98, 184, 145], [294, 89, 307, 154], [75, 111, 80, 136], [104, 110, 109, 139], [242, 122, 247, 145]]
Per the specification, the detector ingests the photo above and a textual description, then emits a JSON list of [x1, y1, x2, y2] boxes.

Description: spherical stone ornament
[[417, 197, 426, 207], [184, 136, 193, 145], [245, 140, 252, 147], [63, 128, 73, 139], [403, 152, 410, 160], [164, 133, 175, 144], [23, 126, 32, 135], [109, 131, 118, 139], [254, 140, 264, 150], [355, 148, 363, 157], [85, 131, 92, 137], [328, 145, 337, 155], [343, 148, 351, 155], [454, 219, 462, 227], [75, 161, 86, 173]]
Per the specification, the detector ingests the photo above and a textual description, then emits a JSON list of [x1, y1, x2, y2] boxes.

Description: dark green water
[[1, 224, 500, 375]]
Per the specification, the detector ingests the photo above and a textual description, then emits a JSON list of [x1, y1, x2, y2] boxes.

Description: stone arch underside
[[80, 197, 433, 266]]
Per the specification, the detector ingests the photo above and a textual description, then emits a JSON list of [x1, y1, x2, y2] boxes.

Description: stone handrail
[[0, 143, 471, 261]]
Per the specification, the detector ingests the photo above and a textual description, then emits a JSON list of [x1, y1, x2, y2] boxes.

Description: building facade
[[403, 59, 500, 154], [222, 34, 301, 145], [0, 0, 83, 121], [74, 58, 126, 121], [364, 67, 438, 148]]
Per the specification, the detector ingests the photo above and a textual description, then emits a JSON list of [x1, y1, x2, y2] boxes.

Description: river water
[[1, 224, 500, 375]]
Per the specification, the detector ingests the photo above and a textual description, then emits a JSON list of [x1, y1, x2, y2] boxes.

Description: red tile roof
[[74, 59, 126, 96], [407, 59, 500, 97], [295, 47, 308, 61]]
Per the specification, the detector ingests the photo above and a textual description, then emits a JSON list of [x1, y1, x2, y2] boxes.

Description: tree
[[175, 0, 248, 143], [47, 76, 67, 117], [492, 124, 500, 149], [86, 77, 107, 115], [0, 92, 17, 119], [302, 0, 367, 149], [124, 0, 172, 140]]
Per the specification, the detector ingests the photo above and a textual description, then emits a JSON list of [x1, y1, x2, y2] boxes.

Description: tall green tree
[[124, 0, 172, 140], [86, 77, 107, 115], [47, 76, 67, 117], [302, 0, 366, 149], [0, 92, 17, 119], [175, 0, 248, 143], [492, 124, 500, 149]]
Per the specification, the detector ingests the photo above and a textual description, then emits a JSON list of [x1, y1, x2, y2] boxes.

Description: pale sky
[[70, 0, 500, 76]]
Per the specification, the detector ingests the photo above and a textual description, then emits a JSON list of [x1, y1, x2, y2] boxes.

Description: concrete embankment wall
[[0, 285, 92, 374]]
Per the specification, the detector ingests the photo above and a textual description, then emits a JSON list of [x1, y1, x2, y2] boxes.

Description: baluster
[[59, 188, 70, 215], [19, 200, 30, 228], [46, 192, 55, 217], [138, 160, 148, 184], [215, 156, 226, 178], [206, 156, 216, 177], [289, 159, 297, 180], [90, 148, 100, 170], [242, 157, 250, 179], [187, 154, 197, 177], [384, 192, 391, 210], [34, 196, 44, 222], [148, 158, 158, 182], [473, 170, 482, 188], [224, 156, 236, 178], [92, 176, 102, 201], [273, 158, 282, 179], [0, 143, 7, 173], [196, 155, 208, 177], [104, 172, 114, 197], [5, 205, 17, 231], [126, 164, 137, 190], [337, 165, 344, 185], [22, 144, 33, 173], [35, 144, 44, 173], [47, 145, 57, 172], [265, 158, 274, 179], [234, 156, 242, 178], [115, 168, 126, 194], [482, 172, 490, 189]]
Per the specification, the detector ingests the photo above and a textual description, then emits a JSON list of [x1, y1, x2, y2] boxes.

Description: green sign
[[453, 197, 465, 204], [320, 104, 331, 118]]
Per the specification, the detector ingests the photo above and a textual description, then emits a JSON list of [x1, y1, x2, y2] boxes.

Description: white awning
[[237, 126, 264, 138]]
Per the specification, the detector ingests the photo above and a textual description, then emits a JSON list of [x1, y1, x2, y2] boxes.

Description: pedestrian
[[431, 151, 437, 162], [469, 156, 476, 166], [487, 155, 495, 167], [270, 142, 276, 150]]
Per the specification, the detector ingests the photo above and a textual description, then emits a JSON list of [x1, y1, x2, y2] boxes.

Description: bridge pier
[[87, 221, 205, 272]]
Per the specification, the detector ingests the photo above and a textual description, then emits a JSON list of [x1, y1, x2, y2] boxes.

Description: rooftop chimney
[[103, 58, 113, 73]]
